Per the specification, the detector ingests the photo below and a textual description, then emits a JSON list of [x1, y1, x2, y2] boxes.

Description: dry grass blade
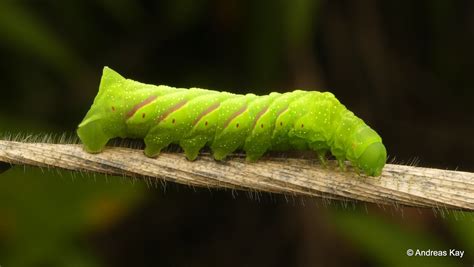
[[0, 140, 473, 210]]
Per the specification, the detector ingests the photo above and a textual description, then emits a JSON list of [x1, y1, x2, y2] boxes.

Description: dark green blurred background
[[0, 0, 473, 266]]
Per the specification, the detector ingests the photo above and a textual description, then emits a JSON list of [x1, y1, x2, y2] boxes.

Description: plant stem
[[0, 140, 473, 210]]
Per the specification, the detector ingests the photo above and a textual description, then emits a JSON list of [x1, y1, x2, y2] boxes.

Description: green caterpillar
[[77, 67, 387, 176]]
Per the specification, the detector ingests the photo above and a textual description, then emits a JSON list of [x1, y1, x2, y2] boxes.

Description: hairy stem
[[0, 140, 473, 210]]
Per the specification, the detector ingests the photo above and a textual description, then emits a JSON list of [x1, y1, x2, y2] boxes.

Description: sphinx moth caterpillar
[[77, 67, 387, 176]]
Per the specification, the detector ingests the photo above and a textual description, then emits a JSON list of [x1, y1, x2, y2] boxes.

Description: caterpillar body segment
[[77, 67, 387, 176]]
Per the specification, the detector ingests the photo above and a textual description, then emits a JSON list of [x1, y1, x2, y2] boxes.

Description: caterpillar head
[[356, 142, 386, 176], [77, 67, 127, 153], [350, 127, 387, 176]]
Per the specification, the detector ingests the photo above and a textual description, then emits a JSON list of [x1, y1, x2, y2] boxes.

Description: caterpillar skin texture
[[77, 67, 387, 176]]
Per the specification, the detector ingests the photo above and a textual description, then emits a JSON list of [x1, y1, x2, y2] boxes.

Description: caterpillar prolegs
[[77, 67, 387, 176]]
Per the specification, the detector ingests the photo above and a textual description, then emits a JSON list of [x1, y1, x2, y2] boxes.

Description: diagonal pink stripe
[[126, 95, 158, 118], [193, 102, 220, 125], [223, 105, 247, 128], [157, 99, 188, 123]]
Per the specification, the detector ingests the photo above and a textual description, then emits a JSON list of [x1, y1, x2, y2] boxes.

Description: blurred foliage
[[0, 168, 145, 267], [331, 208, 469, 267], [0, 1, 83, 75], [0, 0, 473, 266]]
